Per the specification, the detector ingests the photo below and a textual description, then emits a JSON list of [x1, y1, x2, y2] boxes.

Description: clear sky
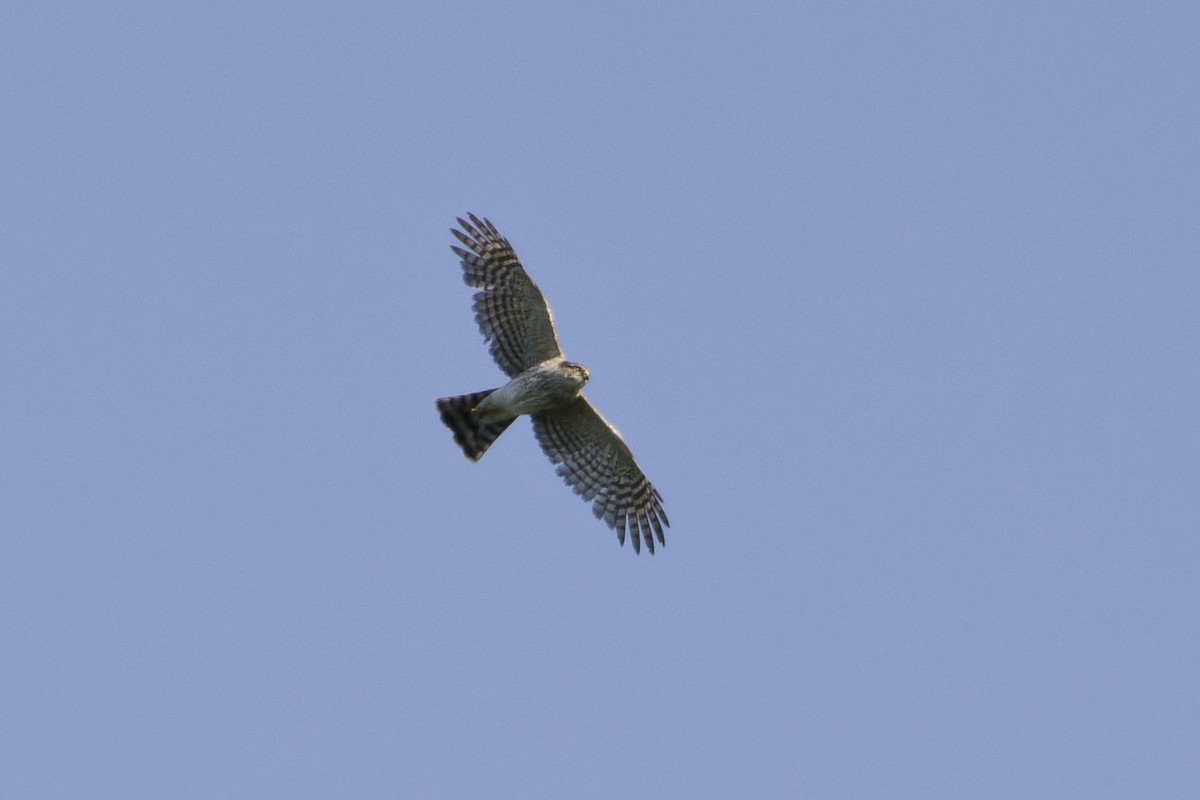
[[3, 2, 1198, 798]]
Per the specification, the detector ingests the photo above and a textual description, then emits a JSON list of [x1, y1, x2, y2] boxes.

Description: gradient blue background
[[4, 2, 1198, 797]]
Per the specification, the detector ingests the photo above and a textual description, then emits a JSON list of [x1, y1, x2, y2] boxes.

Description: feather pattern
[[532, 397, 669, 554], [451, 214, 563, 378]]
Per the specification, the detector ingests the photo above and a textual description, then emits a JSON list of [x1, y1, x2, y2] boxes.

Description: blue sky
[[3, 2, 1198, 797]]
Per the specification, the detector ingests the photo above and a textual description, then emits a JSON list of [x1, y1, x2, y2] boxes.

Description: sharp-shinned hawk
[[435, 214, 670, 554]]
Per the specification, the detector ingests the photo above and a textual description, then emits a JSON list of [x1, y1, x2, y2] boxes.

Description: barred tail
[[435, 390, 516, 462]]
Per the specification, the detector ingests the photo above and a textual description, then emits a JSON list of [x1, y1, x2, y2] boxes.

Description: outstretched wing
[[451, 214, 563, 378], [531, 397, 669, 554]]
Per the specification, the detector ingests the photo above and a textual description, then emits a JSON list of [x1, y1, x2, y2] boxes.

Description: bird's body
[[475, 359, 590, 423], [436, 358, 589, 460], [435, 214, 669, 553]]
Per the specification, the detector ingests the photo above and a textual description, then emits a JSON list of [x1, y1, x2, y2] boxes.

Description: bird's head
[[563, 361, 591, 387]]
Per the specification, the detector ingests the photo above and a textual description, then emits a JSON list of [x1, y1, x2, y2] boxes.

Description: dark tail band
[[435, 390, 515, 461]]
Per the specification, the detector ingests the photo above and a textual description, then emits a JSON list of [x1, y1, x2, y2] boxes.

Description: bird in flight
[[435, 214, 669, 554]]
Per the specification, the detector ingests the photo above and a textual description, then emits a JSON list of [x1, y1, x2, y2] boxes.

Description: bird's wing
[[531, 396, 669, 554], [451, 214, 563, 377]]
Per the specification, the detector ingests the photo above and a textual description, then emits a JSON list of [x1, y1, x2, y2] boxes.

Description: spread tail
[[435, 390, 515, 462]]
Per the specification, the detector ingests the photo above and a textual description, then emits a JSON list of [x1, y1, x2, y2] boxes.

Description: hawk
[[436, 214, 670, 554]]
